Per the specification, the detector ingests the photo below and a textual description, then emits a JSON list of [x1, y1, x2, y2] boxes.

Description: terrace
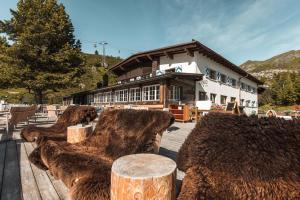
[[0, 118, 194, 199]]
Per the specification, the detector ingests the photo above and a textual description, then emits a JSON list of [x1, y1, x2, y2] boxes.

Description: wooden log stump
[[67, 124, 93, 143], [111, 154, 177, 200]]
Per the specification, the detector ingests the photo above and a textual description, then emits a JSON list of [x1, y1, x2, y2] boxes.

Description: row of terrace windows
[[93, 85, 183, 103], [93, 84, 161, 103]]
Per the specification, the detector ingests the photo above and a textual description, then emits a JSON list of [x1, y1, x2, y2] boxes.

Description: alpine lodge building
[[63, 40, 263, 116]]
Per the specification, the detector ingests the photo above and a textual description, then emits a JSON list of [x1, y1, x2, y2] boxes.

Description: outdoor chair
[[32, 109, 174, 200], [176, 112, 300, 200], [7, 105, 37, 130], [21, 105, 97, 143]]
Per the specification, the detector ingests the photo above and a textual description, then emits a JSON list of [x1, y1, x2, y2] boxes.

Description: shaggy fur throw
[[35, 109, 174, 200], [177, 113, 300, 200], [21, 105, 97, 142]]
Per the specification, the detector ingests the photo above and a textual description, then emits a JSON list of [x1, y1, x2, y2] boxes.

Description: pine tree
[[0, 0, 84, 104], [95, 50, 99, 55], [271, 73, 297, 105]]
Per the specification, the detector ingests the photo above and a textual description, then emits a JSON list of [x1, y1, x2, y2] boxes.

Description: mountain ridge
[[240, 50, 300, 78]]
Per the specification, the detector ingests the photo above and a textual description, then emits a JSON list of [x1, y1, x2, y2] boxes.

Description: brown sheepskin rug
[[35, 109, 174, 200], [177, 113, 300, 200], [21, 105, 97, 143]]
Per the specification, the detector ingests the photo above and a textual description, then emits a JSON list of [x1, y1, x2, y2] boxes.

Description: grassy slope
[[0, 53, 122, 104]]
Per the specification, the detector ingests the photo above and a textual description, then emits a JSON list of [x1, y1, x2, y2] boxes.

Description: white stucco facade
[[159, 52, 259, 115]]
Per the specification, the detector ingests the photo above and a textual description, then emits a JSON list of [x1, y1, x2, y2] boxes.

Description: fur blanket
[[177, 113, 300, 200], [21, 105, 97, 143], [32, 109, 174, 200]]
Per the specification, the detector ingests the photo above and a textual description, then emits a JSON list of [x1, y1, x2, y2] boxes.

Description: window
[[231, 78, 237, 87], [87, 94, 94, 104], [199, 92, 207, 101], [103, 92, 112, 103], [143, 85, 160, 101], [115, 89, 128, 102], [209, 69, 217, 80], [230, 97, 236, 102], [94, 93, 103, 103], [240, 99, 244, 106], [169, 86, 182, 101], [246, 100, 250, 107], [247, 85, 251, 92], [241, 82, 246, 90], [220, 95, 227, 105], [252, 101, 256, 107], [220, 74, 227, 83], [205, 68, 210, 77], [129, 88, 141, 102], [210, 93, 216, 103]]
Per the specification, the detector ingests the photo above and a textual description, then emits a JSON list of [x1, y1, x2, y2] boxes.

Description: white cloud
[[162, 0, 300, 64]]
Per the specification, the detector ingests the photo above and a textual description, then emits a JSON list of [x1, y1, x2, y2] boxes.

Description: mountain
[[240, 50, 300, 78]]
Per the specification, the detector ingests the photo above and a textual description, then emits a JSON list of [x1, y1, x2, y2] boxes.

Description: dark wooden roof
[[109, 40, 262, 85], [92, 72, 203, 93]]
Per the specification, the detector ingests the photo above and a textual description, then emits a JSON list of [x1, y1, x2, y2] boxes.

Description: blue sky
[[1, 0, 300, 65]]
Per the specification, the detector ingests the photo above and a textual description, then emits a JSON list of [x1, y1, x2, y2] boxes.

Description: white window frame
[[220, 95, 227, 105], [103, 92, 112, 103], [209, 69, 217, 80], [87, 94, 94, 104], [246, 100, 250, 107], [240, 99, 244, 106], [210, 93, 216, 103], [129, 87, 141, 102], [169, 86, 181, 101], [115, 89, 128, 102], [94, 93, 103, 103], [142, 84, 160, 101], [220, 74, 227, 83]]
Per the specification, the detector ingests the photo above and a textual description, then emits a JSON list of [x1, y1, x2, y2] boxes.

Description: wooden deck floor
[[0, 120, 195, 200]]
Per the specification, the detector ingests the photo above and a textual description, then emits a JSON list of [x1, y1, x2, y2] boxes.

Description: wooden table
[[67, 124, 93, 143], [111, 154, 177, 200]]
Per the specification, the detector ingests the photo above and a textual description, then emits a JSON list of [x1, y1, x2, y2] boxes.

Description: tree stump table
[[67, 124, 93, 143], [111, 154, 177, 200]]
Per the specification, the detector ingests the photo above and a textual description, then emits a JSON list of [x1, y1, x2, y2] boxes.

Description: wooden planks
[[0, 142, 7, 196], [1, 141, 21, 200], [0, 120, 193, 200], [31, 143, 69, 200], [23, 142, 61, 200], [17, 140, 42, 200]]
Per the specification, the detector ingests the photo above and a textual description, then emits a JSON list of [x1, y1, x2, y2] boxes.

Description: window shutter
[[217, 72, 221, 81], [205, 67, 210, 77]]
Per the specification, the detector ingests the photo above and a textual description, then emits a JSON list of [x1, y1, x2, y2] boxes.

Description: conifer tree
[[0, 0, 84, 103]]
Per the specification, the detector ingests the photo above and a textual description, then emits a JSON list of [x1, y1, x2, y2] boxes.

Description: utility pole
[[99, 41, 108, 68]]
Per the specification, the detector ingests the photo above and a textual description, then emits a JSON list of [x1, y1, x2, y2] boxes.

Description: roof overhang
[[92, 72, 203, 92], [109, 40, 263, 85]]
